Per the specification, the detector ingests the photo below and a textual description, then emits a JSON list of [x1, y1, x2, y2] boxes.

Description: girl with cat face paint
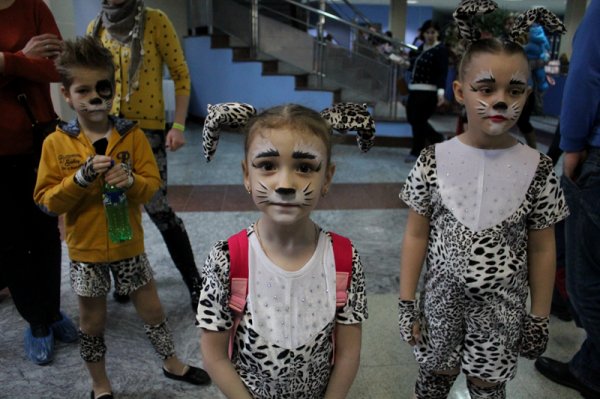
[[197, 102, 374, 399], [398, 2, 569, 398]]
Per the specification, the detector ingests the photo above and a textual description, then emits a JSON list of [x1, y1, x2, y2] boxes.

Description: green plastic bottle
[[102, 184, 133, 243]]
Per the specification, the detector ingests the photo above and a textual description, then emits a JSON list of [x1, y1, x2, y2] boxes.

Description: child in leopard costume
[[398, 2, 568, 398], [34, 37, 209, 399], [197, 102, 373, 398]]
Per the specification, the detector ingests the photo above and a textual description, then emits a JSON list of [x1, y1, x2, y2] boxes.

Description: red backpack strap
[[227, 229, 249, 358], [329, 231, 353, 366], [330, 231, 353, 308]]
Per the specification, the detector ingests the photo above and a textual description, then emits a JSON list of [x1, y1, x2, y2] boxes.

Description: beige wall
[[47, 0, 76, 120], [559, 0, 588, 59], [46, 0, 188, 120]]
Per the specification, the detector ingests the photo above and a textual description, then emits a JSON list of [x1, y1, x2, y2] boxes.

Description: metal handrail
[[188, 0, 410, 118], [338, 0, 372, 26], [283, 0, 417, 51]]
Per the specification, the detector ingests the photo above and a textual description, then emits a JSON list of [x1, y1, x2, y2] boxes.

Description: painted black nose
[[89, 97, 103, 105], [493, 101, 508, 111], [276, 187, 296, 195]]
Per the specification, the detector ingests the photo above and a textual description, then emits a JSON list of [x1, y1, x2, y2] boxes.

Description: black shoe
[[535, 357, 600, 398], [112, 291, 130, 304], [163, 365, 211, 385]]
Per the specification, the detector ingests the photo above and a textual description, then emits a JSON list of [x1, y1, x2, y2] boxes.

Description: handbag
[[396, 77, 409, 96], [16, 92, 59, 166]]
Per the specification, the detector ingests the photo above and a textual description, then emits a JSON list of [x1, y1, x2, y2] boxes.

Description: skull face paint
[[455, 52, 530, 138], [75, 79, 114, 113], [243, 127, 334, 226], [63, 67, 115, 124]]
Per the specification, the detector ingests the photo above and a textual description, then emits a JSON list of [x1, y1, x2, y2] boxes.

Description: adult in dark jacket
[[0, 0, 77, 365], [535, 1, 600, 397], [405, 20, 449, 163]]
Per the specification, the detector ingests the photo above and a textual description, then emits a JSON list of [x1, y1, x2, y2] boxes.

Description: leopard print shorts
[[70, 253, 153, 297]]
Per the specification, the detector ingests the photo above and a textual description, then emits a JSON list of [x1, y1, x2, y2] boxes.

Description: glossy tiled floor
[[0, 116, 587, 398]]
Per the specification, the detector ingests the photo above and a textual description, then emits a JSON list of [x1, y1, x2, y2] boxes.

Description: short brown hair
[[55, 36, 115, 89], [244, 104, 333, 163]]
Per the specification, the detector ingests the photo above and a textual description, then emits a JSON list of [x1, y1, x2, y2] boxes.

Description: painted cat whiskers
[[475, 99, 522, 121], [250, 143, 322, 208]]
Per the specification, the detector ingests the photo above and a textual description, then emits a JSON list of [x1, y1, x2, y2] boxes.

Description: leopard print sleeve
[[336, 242, 368, 324], [400, 146, 436, 217], [196, 240, 235, 331], [528, 155, 569, 230]]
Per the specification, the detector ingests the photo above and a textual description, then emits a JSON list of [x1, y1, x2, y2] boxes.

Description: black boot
[[160, 224, 201, 313]]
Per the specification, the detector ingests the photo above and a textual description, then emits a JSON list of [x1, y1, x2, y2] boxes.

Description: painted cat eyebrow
[[292, 151, 317, 160], [254, 149, 279, 158], [509, 79, 527, 85], [474, 77, 496, 84]]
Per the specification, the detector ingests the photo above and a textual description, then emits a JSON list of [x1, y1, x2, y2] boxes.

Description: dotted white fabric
[[247, 232, 336, 349], [436, 137, 540, 232]]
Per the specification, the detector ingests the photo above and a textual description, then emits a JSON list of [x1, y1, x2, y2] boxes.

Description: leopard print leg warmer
[[144, 319, 176, 360], [415, 367, 459, 399], [467, 379, 507, 399], [79, 330, 106, 363]]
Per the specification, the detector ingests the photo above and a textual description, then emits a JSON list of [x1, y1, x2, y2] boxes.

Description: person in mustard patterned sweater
[[87, 0, 201, 311], [34, 36, 209, 399]]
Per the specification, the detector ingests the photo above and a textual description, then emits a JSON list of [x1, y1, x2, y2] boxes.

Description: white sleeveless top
[[247, 231, 337, 349], [435, 137, 540, 232]]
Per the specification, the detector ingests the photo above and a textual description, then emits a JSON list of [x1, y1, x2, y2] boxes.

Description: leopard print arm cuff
[[74, 156, 99, 188], [519, 313, 550, 359], [398, 299, 419, 342]]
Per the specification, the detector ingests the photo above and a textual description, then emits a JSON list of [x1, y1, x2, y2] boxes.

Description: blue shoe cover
[[24, 328, 54, 365], [51, 311, 78, 343]]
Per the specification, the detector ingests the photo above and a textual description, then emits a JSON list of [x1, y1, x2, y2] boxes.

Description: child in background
[[197, 103, 372, 398], [398, 3, 568, 398], [33, 36, 209, 399]]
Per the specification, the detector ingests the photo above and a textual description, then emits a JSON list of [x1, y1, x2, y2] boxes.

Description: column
[[389, 0, 407, 43], [559, 0, 587, 58]]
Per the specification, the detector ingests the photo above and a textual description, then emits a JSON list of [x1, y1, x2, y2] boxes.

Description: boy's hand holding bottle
[[74, 155, 112, 188], [104, 161, 134, 190]]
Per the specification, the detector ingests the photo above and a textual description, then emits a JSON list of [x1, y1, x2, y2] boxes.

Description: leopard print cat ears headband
[[201, 102, 376, 161], [452, 0, 566, 43]]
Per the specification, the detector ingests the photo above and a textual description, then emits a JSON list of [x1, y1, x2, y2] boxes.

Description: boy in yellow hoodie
[[33, 36, 209, 399]]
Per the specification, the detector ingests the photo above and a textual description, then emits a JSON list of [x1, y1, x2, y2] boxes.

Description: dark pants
[[406, 90, 444, 157], [516, 91, 535, 134], [0, 154, 61, 328], [562, 147, 600, 393], [141, 129, 200, 290], [547, 123, 563, 166]]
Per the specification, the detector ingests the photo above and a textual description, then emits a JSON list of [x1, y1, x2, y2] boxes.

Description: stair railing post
[[206, 0, 213, 34], [187, 0, 213, 35], [390, 63, 399, 119], [313, 0, 326, 87], [251, 0, 259, 58]]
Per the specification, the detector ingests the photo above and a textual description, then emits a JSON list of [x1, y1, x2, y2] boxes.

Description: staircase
[[185, 0, 424, 138]]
